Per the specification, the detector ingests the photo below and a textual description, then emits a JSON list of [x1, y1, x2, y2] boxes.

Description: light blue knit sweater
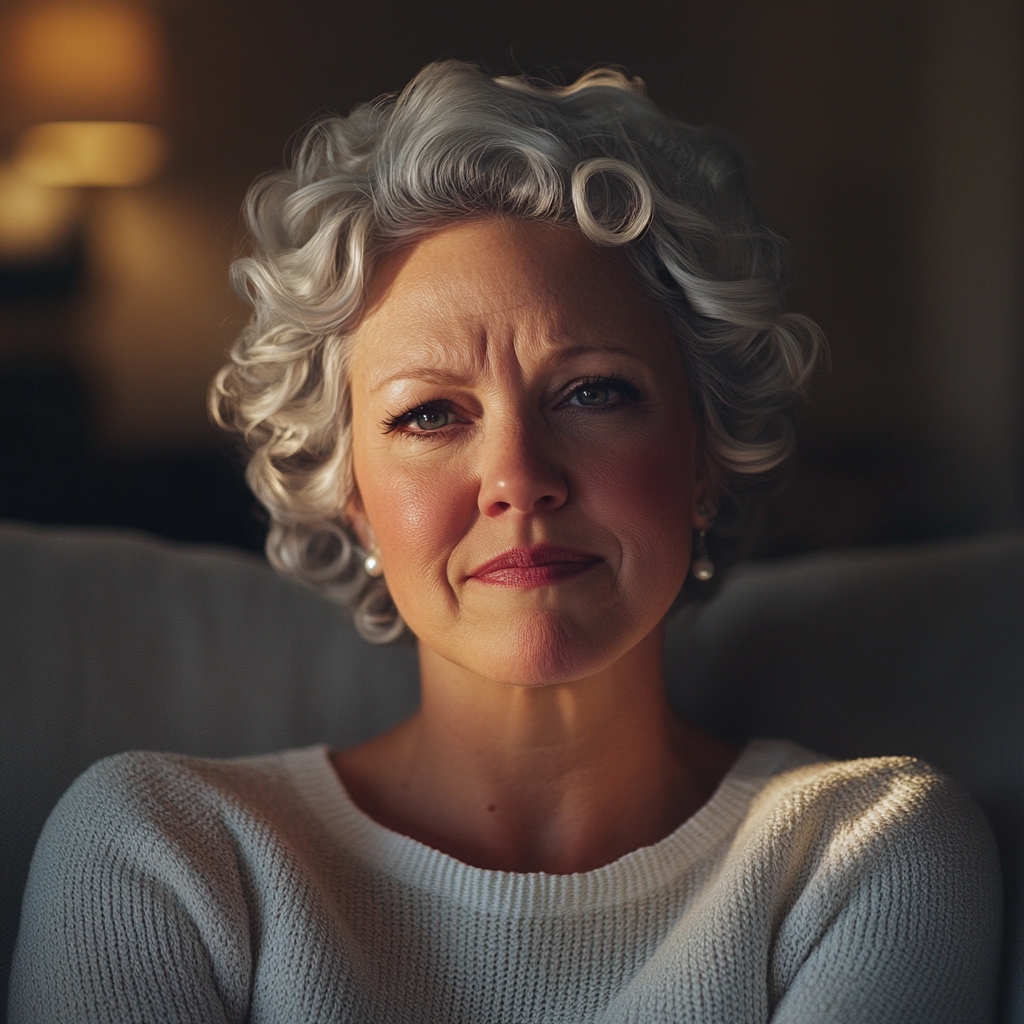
[[8, 739, 1002, 1023]]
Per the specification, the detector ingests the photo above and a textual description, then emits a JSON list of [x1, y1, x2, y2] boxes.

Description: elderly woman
[[10, 62, 1000, 1023]]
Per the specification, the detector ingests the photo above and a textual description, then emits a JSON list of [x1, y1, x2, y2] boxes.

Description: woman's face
[[347, 217, 709, 686]]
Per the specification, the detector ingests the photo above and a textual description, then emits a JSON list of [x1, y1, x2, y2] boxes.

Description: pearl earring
[[363, 548, 384, 578], [690, 528, 715, 581]]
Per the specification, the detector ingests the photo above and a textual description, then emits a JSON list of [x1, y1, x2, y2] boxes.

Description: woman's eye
[[383, 402, 457, 435], [565, 377, 637, 409], [574, 384, 613, 406], [412, 407, 449, 430]]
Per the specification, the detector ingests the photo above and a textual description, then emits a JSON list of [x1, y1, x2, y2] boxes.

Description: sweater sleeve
[[768, 767, 1003, 1024], [7, 753, 254, 1024]]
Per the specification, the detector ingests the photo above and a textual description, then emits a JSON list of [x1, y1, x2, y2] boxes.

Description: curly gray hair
[[211, 60, 824, 643]]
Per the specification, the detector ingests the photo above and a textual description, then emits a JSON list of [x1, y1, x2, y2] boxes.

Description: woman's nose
[[477, 421, 569, 518]]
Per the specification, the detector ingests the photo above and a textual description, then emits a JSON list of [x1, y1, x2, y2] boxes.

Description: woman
[[10, 62, 1001, 1022]]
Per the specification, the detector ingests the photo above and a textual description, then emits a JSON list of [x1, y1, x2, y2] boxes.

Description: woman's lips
[[469, 545, 601, 589]]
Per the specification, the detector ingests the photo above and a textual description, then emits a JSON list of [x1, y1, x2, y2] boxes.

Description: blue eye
[[413, 407, 449, 430], [382, 402, 457, 435], [565, 376, 638, 409], [574, 384, 612, 406]]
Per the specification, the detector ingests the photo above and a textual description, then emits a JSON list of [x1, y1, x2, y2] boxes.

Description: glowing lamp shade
[[17, 121, 167, 187], [1, 2, 169, 186]]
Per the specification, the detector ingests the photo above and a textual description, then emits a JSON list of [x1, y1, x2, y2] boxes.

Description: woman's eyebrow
[[370, 345, 648, 393], [370, 366, 475, 394], [545, 344, 646, 361], [531, 343, 652, 374]]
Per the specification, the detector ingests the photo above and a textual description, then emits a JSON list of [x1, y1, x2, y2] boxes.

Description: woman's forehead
[[351, 218, 674, 378], [365, 219, 617, 308]]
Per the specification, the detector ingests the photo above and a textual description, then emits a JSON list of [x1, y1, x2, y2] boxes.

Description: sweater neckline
[[282, 738, 814, 916]]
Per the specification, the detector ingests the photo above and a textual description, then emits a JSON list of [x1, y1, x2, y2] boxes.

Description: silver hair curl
[[211, 60, 825, 643]]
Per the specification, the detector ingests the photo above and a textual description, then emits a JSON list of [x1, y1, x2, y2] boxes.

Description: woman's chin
[[451, 609, 646, 688], [404, 570, 677, 688]]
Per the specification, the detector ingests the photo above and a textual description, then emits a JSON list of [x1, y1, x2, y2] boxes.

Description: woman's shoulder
[[67, 744, 314, 799], [43, 746, 334, 856], [743, 738, 985, 823], [749, 737, 974, 809], [731, 738, 1000, 880], [14, 748, 338, 1023], [710, 741, 1004, 1017]]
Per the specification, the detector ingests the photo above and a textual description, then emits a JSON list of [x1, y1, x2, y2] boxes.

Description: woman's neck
[[331, 624, 738, 873]]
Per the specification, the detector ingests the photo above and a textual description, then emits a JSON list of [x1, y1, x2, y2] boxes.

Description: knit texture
[[8, 739, 1002, 1023]]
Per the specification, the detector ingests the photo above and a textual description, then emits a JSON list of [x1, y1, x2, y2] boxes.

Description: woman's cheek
[[587, 431, 696, 581], [363, 460, 475, 600]]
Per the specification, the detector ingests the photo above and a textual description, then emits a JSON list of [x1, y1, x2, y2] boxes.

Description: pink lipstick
[[469, 545, 601, 589]]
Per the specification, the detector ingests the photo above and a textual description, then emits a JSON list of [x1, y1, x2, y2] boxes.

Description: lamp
[[0, 163, 81, 260], [1, 1, 169, 189], [16, 121, 166, 188]]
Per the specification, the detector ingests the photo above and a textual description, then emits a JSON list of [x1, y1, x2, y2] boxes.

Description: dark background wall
[[1, 0, 1021, 555]]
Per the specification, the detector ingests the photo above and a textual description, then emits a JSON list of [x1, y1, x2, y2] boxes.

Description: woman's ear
[[692, 470, 720, 529], [344, 488, 376, 552]]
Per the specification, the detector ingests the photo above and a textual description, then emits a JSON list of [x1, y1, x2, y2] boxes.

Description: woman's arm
[[8, 753, 251, 1024], [769, 771, 1003, 1024]]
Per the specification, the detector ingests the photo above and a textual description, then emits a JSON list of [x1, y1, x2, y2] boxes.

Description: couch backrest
[[2, 522, 1022, 1020]]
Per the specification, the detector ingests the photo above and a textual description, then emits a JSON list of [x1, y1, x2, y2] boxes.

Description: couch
[[2, 521, 1022, 1020]]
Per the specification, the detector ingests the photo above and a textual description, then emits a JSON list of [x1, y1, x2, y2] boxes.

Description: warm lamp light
[[16, 122, 168, 187], [1, 1, 169, 187], [0, 162, 80, 259]]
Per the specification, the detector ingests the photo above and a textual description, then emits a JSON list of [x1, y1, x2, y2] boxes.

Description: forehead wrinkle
[[356, 226, 668, 396], [365, 315, 655, 396], [363, 302, 544, 397], [367, 335, 485, 394]]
